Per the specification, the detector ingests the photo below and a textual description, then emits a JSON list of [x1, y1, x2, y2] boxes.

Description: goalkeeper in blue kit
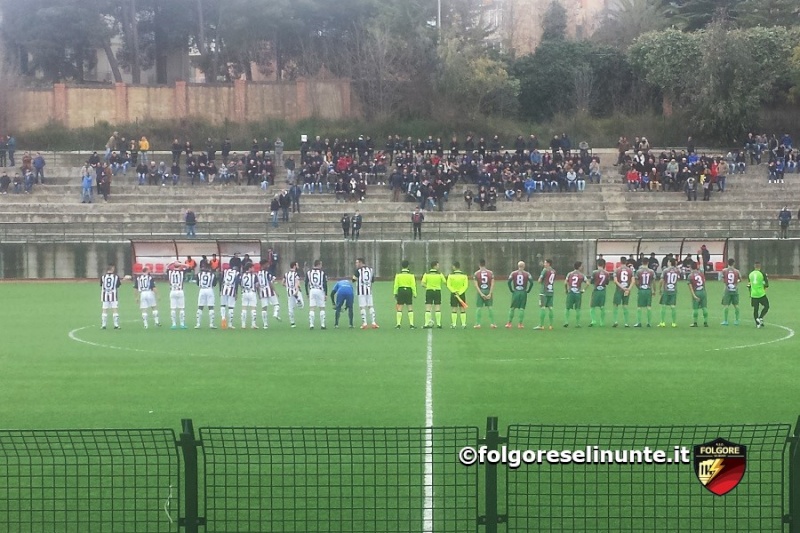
[[331, 278, 355, 328]]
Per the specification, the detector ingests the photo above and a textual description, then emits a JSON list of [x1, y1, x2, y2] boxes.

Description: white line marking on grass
[[423, 328, 434, 533], [710, 322, 795, 352]]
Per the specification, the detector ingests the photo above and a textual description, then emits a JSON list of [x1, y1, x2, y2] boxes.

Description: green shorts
[[539, 294, 554, 308], [721, 292, 739, 306], [565, 292, 582, 310], [425, 290, 442, 305], [660, 292, 676, 306], [395, 287, 413, 305], [476, 291, 493, 307], [637, 288, 653, 308], [590, 289, 607, 308], [510, 291, 528, 309], [692, 290, 707, 309], [613, 289, 630, 306]]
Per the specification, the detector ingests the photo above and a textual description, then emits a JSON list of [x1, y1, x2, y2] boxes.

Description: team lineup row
[[97, 256, 771, 331]]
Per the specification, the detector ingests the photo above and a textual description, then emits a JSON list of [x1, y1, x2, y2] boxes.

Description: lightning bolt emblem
[[698, 458, 725, 486]]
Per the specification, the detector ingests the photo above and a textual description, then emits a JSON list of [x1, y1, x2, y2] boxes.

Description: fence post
[[479, 416, 507, 533], [177, 418, 204, 533], [786, 416, 800, 533]]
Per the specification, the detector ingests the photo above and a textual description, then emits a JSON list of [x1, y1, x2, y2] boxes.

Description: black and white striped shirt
[[221, 269, 239, 297], [136, 274, 155, 292], [354, 266, 374, 296], [240, 272, 258, 293], [197, 271, 216, 289], [100, 273, 121, 302], [258, 271, 277, 298], [305, 268, 327, 294], [285, 270, 300, 296], [168, 269, 184, 291]]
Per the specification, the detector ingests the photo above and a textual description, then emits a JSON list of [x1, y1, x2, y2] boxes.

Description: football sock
[[196, 309, 202, 327], [435, 311, 442, 327], [734, 307, 740, 320], [241, 311, 247, 328], [397, 311, 402, 326], [723, 308, 729, 322], [320, 310, 326, 328], [518, 309, 525, 324], [487, 308, 495, 323], [309, 311, 315, 327], [508, 309, 515, 323], [564, 309, 570, 324], [660, 307, 666, 322], [548, 308, 554, 325], [361, 309, 367, 325], [693, 309, 699, 322], [451, 312, 457, 326], [101, 314, 107, 328], [152, 310, 160, 325], [180, 310, 185, 327], [637, 309, 642, 323], [228, 309, 234, 325], [671, 307, 676, 323], [613, 307, 619, 322], [425, 311, 431, 325], [142, 312, 148, 327], [599, 308, 605, 326], [171, 310, 177, 327], [576, 309, 582, 324], [753, 306, 759, 321], [702, 309, 708, 321], [646, 309, 651, 324], [539, 308, 545, 325], [113, 313, 119, 328], [476, 308, 483, 324], [460, 313, 466, 327], [408, 311, 415, 326], [274, 304, 280, 318], [622, 308, 628, 324], [262, 310, 268, 326], [370, 308, 376, 324], [589, 308, 595, 323], [209, 309, 215, 327]]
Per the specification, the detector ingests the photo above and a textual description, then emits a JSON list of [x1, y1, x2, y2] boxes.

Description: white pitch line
[[423, 328, 434, 533], [710, 322, 795, 351]]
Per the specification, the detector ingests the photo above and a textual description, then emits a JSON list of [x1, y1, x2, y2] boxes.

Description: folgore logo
[[693, 438, 747, 496]]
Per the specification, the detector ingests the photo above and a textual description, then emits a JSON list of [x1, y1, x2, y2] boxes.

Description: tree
[[664, 0, 742, 31], [593, 0, 670, 50], [541, 0, 568, 42]]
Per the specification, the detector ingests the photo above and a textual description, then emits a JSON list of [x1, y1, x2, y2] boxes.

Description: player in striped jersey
[[220, 267, 240, 329], [305, 259, 328, 329], [284, 262, 303, 328], [135, 266, 161, 329], [353, 258, 378, 329], [612, 257, 634, 328], [257, 259, 281, 328], [100, 264, 121, 330], [167, 261, 188, 329], [239, 263, 259, 329], [195, 264, 217, 328], [473, 260, 496, 329], [659, 258, 680, 328]]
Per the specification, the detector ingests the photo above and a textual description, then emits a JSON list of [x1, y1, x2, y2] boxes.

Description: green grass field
[[1, 279, 798, 429], [1, 279, 798, 531]]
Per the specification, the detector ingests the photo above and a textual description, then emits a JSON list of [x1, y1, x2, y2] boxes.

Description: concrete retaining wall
[[1, 239, 797, 279]]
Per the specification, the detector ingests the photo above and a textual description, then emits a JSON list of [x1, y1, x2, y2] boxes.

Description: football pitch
[[0, 280, 800, 531], [1, 279, 797, 429]]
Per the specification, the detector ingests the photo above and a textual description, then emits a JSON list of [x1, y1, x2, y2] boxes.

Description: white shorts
[[102, 301, 119, 310], [198, 288, 215, 307], [358, 294, 374, 308], [139, 290, 156, 309], [241, 292, 257, 307], [309, 288, 325, 308], [221, 295, 237, 308], [260, 295, 279, 307], [170, 290, 185, 309], [288, 292, 304, 310]]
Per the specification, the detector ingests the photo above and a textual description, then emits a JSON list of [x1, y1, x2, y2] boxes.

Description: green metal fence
[[1, 418, 799, 532], [0, 429, 180, 532]]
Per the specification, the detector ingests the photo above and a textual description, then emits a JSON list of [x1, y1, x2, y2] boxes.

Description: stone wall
[[7, 79, 354, 131]]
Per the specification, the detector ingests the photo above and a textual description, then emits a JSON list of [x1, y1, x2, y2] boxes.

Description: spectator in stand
[[0, 171, 9, 194], [589, 158, 601, 184], [12, 173, 22, 193], [104, 131, 117, 162], [412, 207, 424, 240], [778, 207, 792, 239], [171, 138, 182, 165], [270, 194, 280, 227], [717, 158, 728, 192], [274, 138, 284, 165], [289, 182, 302, 213], [341, 213, 351, 239], [615, 136, 629, 166], [626, 167, 640, 192], [185, 209, 197, 238], [279, 189, 290, 222], [136, 160, 148, 185], [285, 156, 296, 183], [351, 210, 362, 241], [32, 152, 46, 184], [139, 136, 150, 165], [686, 175, 697, 201]]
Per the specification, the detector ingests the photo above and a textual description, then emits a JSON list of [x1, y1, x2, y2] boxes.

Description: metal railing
[[1, 417, 798, 532], [0, 218, 788, 243]]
